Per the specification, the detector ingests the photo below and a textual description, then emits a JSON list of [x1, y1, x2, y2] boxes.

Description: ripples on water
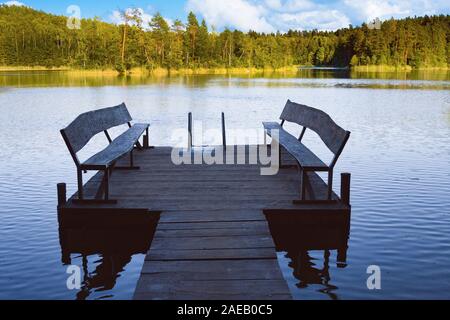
[[0, 70, 449, 299]]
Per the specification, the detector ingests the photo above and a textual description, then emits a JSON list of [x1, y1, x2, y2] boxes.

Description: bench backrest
[[61, 103, 132, 154], [280, 100, 350, 156]]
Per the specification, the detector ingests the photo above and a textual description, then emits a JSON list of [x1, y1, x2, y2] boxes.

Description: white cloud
[[186, 0, 450, 32], [265, 0, 349, 30], [281, 0, 316, 12], [2, 1, 26, 6], [265, 0, 315, 11], [110, 8, 153, 27], [343, 0, 450, 23], [187, 0, 275, 33], [343, 0, 407, 22], [110, 8, 173, 30], [277, 10, 351, 31], [265, 0, 282, 10], [187, 0, 349, 32]]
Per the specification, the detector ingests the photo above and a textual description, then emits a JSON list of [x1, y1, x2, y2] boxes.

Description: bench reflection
[[58, 212, 159, 300], [266, 212, 350, 299]]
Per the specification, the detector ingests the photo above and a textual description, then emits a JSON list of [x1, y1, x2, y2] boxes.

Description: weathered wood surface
[[155, 221, 269, 237], [151, 235, 275, 250], [146, 248, 277, 261], [83, 123, 149, 167], [62, 146, 350, 300], [140, 260, 285, 279], [61, 103, 133, 153], [134, 279, 291, 300], [136, 211, 290, 300], [66, 147, 343, 210], [264, 122, 328, 170], [279, 100, 350, 155]]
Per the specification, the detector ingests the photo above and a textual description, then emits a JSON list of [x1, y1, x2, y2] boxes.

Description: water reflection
[[266, 212, 351, 300], [58, 212, 159, 300], [0, 69, 448, 89]]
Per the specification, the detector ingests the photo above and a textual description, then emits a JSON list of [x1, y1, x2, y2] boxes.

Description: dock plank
[[158, 210, 267, 223], [155, 226, 269, 238], [146, 248, 277, 261], [140, 260, 284, 279], [134, 279, 291, 300], [151, 235, 275, 251], [157, 221, 269, 230]]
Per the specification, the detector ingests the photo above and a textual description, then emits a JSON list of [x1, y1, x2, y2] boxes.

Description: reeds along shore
[[352, 64, 449, 72], [0, 65, 299, 75], [1, 65, 449, 76]]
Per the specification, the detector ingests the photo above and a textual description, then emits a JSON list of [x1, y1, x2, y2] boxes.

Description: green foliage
[[0, 5, 448, 70], [350, 55, 359, 66]]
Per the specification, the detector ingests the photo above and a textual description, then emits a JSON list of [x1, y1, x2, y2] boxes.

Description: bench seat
[[263, 122, 328, 171], [82, 123, 149, 169]]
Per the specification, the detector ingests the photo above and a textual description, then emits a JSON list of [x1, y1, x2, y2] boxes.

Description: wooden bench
[[60, 103, 150, 204], [263, 100, 350, 201]]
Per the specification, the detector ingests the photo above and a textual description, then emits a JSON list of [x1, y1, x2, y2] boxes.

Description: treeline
[[0, 5, 448, 71]]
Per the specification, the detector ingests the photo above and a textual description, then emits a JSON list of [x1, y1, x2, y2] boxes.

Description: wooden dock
[[59, 146, 351, 300]]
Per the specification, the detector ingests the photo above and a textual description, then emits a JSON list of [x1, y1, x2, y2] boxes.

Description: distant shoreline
[[0, 65, 448, 75], [352, 65, 449, 72], [0, 66, 299, 75]]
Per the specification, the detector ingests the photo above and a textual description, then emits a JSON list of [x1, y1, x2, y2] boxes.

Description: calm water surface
[[0, 70, 449, 300]]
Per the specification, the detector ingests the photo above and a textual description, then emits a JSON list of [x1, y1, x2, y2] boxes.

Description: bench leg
[[77, 168, 83, 200], [114, 150, 141, 170], [143, 128, 155, 149], [328, 170, 333, 201], [279, 144, 282, 168], [104, 168, 110, 201], [300, 169, 306, 200], [72, 168, 118, 205], [135, 141, 143, 150]]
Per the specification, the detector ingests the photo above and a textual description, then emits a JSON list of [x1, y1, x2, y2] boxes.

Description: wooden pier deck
[[59, 146, 351, 300]]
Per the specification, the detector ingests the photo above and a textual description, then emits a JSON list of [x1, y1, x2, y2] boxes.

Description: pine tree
[[185, 12, 199, 66]]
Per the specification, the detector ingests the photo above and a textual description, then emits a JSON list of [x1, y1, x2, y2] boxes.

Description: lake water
[[0, 70, 449, 300]]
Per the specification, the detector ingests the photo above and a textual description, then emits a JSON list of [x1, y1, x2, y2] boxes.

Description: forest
[[0, 5, 449, 72]]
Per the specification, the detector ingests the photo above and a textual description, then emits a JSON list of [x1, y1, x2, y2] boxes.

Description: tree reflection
[[266, 212, 351, 300], [58, 212, 159, 300]]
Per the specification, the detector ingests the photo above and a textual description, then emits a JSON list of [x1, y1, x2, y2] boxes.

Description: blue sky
[[4, 1, 187, 21], [3, 0, 450, 32]]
